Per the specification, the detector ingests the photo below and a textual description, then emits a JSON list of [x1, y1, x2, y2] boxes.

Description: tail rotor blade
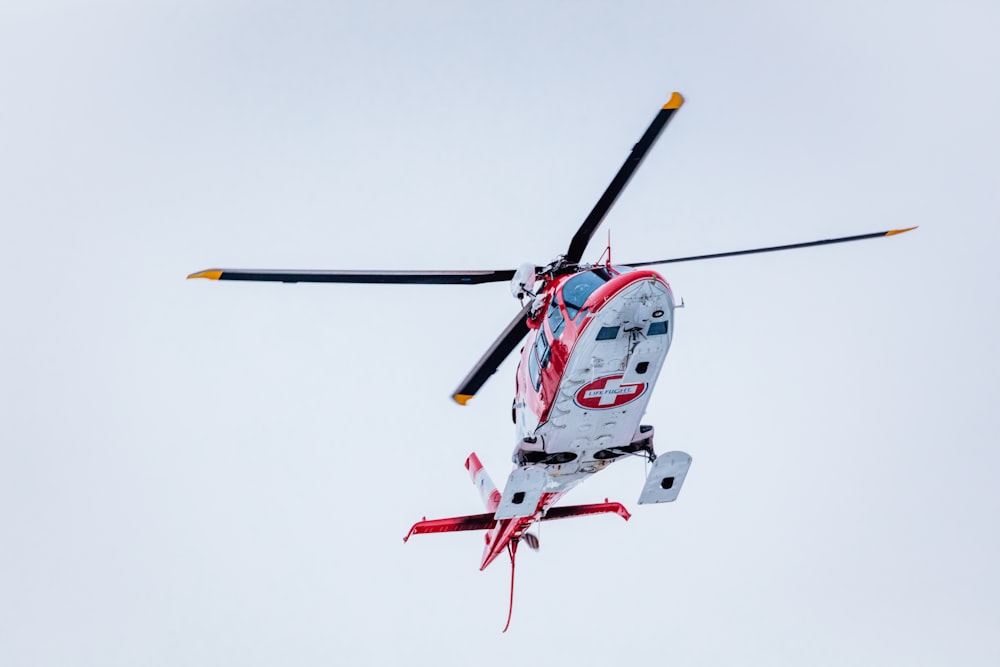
[[452, 302, 533, 406], [624, 227, 918, 268], [565, 92, 685, 264]]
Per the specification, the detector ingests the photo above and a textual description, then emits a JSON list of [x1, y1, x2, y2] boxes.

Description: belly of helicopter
[[520, 277, 674, 486]]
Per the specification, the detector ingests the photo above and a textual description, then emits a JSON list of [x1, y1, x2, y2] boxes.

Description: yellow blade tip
[[187, 270, 222, 280], [885, 226, 918, 237], [453, 394, 473, 406], [663, 92, 684, 110]]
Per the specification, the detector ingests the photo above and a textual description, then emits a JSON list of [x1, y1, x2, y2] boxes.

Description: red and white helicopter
[[189, 92, 914, 630]]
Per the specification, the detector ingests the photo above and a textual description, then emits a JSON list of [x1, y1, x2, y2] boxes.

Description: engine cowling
[[510, 262, 536, 300]]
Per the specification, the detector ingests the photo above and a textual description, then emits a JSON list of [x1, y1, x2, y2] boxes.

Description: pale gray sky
[[2, 2, 999, 664]]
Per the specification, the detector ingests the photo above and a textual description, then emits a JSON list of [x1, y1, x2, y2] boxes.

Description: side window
[[528, 342, 541, 390], [537, 333, 551, 369], [546, 300, 565, 339], [596, 325, 620, 340], [530, 333, 551, 391], [648, 321, 669, 336]]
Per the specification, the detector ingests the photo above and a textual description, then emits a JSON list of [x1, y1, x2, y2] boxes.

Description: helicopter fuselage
[[468, 266, 677, 571], [513, 266, 675, 491]]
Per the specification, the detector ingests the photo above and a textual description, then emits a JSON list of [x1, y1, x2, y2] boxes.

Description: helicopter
[[188, 92, 915, 631]]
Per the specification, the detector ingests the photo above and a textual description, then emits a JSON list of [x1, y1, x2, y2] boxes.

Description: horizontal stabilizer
[[542, 500, 631, 522], [403, 513, 496, 542]]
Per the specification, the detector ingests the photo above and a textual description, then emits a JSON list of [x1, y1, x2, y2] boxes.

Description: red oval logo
[[574, 374, 647, 410]]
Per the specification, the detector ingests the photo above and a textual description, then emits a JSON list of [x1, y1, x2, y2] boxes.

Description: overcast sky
[[2, 2, 999, 665]]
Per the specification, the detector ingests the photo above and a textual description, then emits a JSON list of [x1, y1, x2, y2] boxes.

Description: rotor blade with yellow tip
[[185, 268, 521, 285], [452, 302, 533, 406], [624, 227, 917, 268], [565, 92, 685, 264], [187, 270, 223, 280]]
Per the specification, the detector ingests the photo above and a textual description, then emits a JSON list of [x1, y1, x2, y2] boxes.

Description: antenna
[[594, 229, 614, 268]]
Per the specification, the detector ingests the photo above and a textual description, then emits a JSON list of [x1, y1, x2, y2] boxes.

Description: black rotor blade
[[452, 302, 533, 406], [565, 92, 685, 264], [187, 268, 517, 285], [623, 227, 918, 269]]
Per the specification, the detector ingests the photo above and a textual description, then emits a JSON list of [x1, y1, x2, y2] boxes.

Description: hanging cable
[[502, 540, 519, 633]]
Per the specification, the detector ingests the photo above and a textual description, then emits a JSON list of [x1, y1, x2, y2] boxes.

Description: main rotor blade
[[452, 302, 533, 406], [187, 268, 517, 285], [565, 92, 685, 264], [624, 227, 917, 268]]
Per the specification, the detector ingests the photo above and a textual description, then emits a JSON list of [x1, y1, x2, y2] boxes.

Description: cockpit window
[[561, 270, 609, 319]]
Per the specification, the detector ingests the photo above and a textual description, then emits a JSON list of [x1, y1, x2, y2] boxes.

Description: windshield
[[561, 270, 609, 319]]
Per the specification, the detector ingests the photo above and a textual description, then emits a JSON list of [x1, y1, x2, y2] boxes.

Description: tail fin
[[465, 453, 501, 513]]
